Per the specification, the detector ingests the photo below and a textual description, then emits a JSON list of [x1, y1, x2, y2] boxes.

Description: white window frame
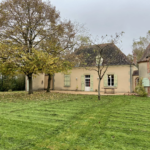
[[107, 74, 114, 87], [85, 75, 90, 87]]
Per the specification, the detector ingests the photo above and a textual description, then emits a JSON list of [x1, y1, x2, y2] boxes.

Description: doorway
[[85, 75, 90, 91]]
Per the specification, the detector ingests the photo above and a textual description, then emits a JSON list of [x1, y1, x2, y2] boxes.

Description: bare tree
[[127, 30, 150, 62], [76, 32, 125, 100]]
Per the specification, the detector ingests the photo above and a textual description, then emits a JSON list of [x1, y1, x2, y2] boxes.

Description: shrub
[[14, 75, 25, 91], [135, 78, 148, 97], [0, 74, 25, 91]]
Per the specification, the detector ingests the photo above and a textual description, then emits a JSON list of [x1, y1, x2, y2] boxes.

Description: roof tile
[[75, 43, 132, 66]]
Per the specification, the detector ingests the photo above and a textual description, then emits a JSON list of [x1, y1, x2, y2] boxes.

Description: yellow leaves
[[0, 38, 73, 77]]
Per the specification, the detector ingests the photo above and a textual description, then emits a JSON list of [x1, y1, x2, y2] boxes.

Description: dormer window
[[96, 55, 103, 66]]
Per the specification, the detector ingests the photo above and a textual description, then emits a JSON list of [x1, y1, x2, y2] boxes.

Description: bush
[[0, 74, 25, 91], [135, 78, 148, 97]]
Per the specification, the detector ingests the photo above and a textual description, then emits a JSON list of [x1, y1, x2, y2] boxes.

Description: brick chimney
[[133, 53, 137, 65]]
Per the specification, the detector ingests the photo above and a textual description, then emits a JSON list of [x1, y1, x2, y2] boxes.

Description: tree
[[40, 43, 82, 93], [76, 33, 124, 100], [135, 78, 147, 97], [44, 59, 73, 93], [39, 24, 87, 92], [0, 0, 76, 94], [128, 30, 150, 62], [126, 53, 134, 64], [0, 43, 17, 76], [0, 41, 56, 94]]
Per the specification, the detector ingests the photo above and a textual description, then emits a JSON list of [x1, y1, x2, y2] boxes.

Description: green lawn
[[0, 92, 150, 150]]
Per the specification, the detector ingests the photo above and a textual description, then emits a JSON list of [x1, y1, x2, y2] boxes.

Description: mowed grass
[[0, 92, 150, 150]]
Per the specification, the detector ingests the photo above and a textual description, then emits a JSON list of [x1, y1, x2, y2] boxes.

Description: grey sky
[[50, 0, 150, 55]]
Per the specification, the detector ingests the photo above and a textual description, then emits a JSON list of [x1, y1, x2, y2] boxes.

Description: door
[[85, 75, 90, 91]]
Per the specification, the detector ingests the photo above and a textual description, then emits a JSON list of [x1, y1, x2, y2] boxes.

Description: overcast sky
[[50, 0, 150, 55]]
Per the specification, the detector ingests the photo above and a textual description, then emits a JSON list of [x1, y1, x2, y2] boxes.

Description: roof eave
[[138, 60, 148, 63]]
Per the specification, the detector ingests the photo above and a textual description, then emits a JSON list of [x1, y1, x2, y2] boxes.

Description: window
[[108, 75, 114, 86], [85, 75, 90, 87], [135, 77, 139, 87], [104, 74, 117, 87], [64, 75, 70, 87]]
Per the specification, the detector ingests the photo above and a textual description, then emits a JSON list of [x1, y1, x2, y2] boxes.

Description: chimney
[[133, 53, 137, 65]]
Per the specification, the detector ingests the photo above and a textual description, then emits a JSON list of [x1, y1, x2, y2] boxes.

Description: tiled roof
[[138, 44, 150, 63], [75, 43, 132, 67], [132, 70, 139, 76]]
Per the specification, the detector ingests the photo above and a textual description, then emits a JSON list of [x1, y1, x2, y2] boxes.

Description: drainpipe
[[130, 64, 132, 93]]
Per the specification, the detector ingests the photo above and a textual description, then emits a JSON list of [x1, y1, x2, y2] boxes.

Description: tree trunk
[[98, 79, 101, 100], [28, 74, 33, 94], [47, 74, 51, 93]]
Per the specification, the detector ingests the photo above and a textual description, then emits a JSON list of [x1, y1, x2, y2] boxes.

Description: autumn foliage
[[0, 0, 77, 94]]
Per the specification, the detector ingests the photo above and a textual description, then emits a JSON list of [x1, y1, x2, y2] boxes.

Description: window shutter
[[104, 74, 107, 87], [64, 75, 67, 86], [64, 75, 70, 87], [81, 75, 85, 91], [67, 75, 70, 86], [114, 74, 118, 87], [90, 75, 93, 91]]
